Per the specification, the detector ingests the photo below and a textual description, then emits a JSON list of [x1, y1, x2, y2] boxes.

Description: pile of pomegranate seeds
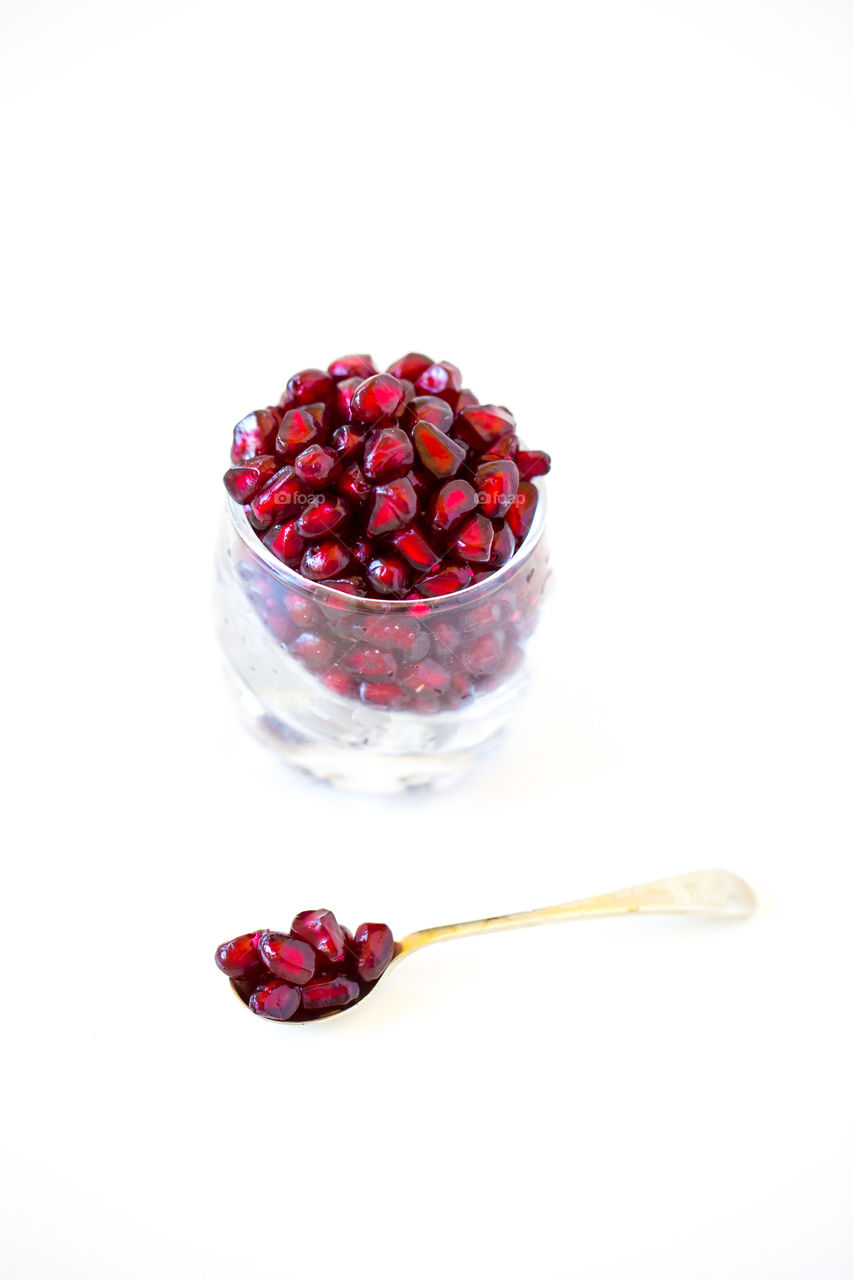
[[224, 353, 550, 601], [215, 909, 394, 1021]]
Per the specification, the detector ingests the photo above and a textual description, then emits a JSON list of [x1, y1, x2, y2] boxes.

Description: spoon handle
[[398, 869, 756, 954]]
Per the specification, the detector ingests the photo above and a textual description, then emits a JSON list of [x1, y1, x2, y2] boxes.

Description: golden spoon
[[232, 868, 756, 1023]]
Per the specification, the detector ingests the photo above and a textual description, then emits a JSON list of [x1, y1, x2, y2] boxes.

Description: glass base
[[223, 664, 511, 795]]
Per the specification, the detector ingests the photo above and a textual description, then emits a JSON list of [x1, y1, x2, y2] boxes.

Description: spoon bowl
[[231, 868, 756, 1023]]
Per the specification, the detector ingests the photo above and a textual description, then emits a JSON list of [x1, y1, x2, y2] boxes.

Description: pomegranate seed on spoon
[[291, 908, 347, 965], [258, 931, 316, 984], [249, 980, 301, 1021], [352, 923, 395, 982], [215, 931, 265, 980], [300, 974, 361, 1013]]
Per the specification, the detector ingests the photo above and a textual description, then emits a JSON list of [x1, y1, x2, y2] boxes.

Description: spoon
[[232, 868, 756, 1023]]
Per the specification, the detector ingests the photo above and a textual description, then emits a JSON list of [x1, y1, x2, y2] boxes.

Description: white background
[[1, 1, 851, 1276]]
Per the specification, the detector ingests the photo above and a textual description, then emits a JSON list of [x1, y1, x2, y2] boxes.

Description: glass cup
[[214, 491, 550, 793]]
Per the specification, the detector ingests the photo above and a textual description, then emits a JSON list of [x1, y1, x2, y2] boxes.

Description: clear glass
[[214, 492, 550, 793]]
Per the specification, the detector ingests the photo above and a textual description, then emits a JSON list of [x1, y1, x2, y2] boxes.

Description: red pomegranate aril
[[350, 537, 375, 567], [516, 449, 551, 480], [359, 680, 408, 708], [322, 576, 367, 597], [284, 594, 321, 629], [276, 405, 327, 461], [322, 665, 356, 697], [296, 495, 350, 539], [475, 459, 520, 519], [290, 631, 336, 670], [405, 467, 435, 505], [344, 645, 398, 679], [400, 657, 450, 694], [414, 361, 462, 403], [460, 631, 505, 676], [487, 521, 516, 568], [336, 461, 371, 506], [301, 538, 351, 581], [300, 974, 360, 1012], [351, 374, 406, 425], [215, 931, 265, 980], [455, 388, 479, 412], [481, 433, 519, 462], [249, 980, 301, 1022], [364, 616, 424, 652], [231, 409, 279, 465], [454, 513, 494, 563], [263, 520, 305, 567], [412, 420, 467, 479], [327, 353, 377, 381], [454, 404, 516, 452], [506, 480, 539, 541], [294, 444, 340, 488], [366, 476, 417, 537], [429, 620, 460, 661], [282, 368, 335, 409], [363, 427, 414, 481], [291, 909, 347, 965], [353, 922, 394, 982], [223, 454, 278, 502], [335, 377, 363, 424], [405, 395, 455, 434], [367, 553, 410, 597], [250, 467, 309, 530], [331, 422, 365, 460], [389, 524, 441, 573], [386, 352, 434, 382], [263, 604, 298, 644], [416, 564, 474, 596], [429, 478, 479, 533], [258, 931, 316, 985]]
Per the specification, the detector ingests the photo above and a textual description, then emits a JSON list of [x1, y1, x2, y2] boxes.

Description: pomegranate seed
[[290, 631, 336, 670], [223, 454, 277, 502], [336, 461, 372, 506], [412, 421, 467, 479], [506, 480, 539, 541], [359, 680, 408, 708], [215, 931, 264, 980], [335, 377, 362, 423], [263, 520, 305, 567], [429, 620, 460, 660], [350, 537, 375, 566], [428, 478, 479, 533], [231, 409, 278, 465], [344, 646, 398, 679], [454, 404, 516, 452], [249, 980, 301, 1021], [388, 524, 441, 573], [322, 665, 357, 697], [460, 631, 505, 676], [367, 553, 410, 597], [416, 565, 474, 596], [301, 538, 351, 580], [327, 353, 377, 381], [250, 466, 309, 530], [284, 594, 321, 629], [300, 974, 360, 1012], [291, 909, 346, 965], [331, 422, 365, 460], [282, 368, 335, 409], [475, 459, 520, 519], [262, 605, 298, 644], [454, 513, 494, 562], [405, 395, 455, 434], [386, 352, 434, 381], [351, 374, 406, 425], [352, 923, 394, 982], [294, 444, 340, 488], [296, 495, 351, 539], [481, 433, 519, 461], [400, 658, 450, 694], [414, 361, 462, 404], [516, 449, 551, 480], [366, 476, 417, 536], [455, 388, 479, 412], [405, 467, 436, 505], [258, 931, 316, 985], [363, 616, 426, 654], [276, 405, 327, 461], [487, 522, 516, 568], [363, 427, 414, 481]]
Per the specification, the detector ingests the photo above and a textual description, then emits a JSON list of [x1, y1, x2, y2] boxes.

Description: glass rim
[[226, 480, 547, 614]]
